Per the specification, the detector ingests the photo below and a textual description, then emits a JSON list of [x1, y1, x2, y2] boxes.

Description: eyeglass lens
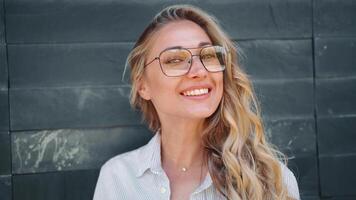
[[159, 46, 226, 77]]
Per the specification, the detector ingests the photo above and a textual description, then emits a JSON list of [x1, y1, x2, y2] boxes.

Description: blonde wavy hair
[[126, 4, 293, 200]]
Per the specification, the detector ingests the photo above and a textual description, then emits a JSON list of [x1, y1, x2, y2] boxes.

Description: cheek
[[215, 74, 224, 98], [145, 65, 170, 96], [146, 76, 179, 105]]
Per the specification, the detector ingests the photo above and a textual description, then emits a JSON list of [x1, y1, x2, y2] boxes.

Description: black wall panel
[[255, 80, 314, 119], [266, 119, 316, 157], [8, 43, 133, 88], [238, 37, 318, 198], [0, 0, 354, 199], [12, 126, 151, 174], [0, 133, 11, 175], [199, 0, 312, 40], [5, 0, 312, 43], [314, 0, 356, 37], [0, 0, 5, 44], [10, 86, 140, 130], [318, 117, 356, 156], [314, 0, 356, 197], [0, 89, 8, 131], [316, 78, 356, 117], [315, 38, 356, 78], [302, 196, 319, 200], [0, 44, 8, 131], [289, 156, 319, 196], [265, 118, 318, 196], [0, 175, 12, 200], [0, 45, 6, 87], [318, 116, 356, 196], [0, 2, 10, 198], [319, 155, 356, 196], [13, 170, 98, 200], [239, 40, 313, 80]]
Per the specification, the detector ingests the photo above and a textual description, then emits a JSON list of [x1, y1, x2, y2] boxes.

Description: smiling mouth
[[181, 88, 211, 96]]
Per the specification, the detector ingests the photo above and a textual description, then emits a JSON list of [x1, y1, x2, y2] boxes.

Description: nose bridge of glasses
[[188, 54, 208, 75], [190, 54, 201, 61]]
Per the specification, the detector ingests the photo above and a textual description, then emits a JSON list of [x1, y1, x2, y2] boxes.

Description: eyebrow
[[162, 42, 212, 51]]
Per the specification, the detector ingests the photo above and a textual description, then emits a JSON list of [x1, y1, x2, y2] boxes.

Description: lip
[[179, 84, 213, 99]]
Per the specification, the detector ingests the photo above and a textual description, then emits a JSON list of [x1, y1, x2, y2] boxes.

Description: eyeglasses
[[144, 45, 227, 77]]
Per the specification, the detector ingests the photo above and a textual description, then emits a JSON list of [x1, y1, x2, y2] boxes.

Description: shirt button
[[160, 187, 167, 194]]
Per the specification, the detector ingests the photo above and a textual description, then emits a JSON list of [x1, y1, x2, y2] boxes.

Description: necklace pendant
[[181, 167, 187, 172]]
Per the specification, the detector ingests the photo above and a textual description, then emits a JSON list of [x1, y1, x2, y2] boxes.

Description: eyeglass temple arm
[[144, 57, 159, 67]]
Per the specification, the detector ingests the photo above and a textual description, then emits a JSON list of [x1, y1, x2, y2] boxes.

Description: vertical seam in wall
[[2, 0, 13, 199], [3, 0, 9, 131], [311, 0, 322, 198]]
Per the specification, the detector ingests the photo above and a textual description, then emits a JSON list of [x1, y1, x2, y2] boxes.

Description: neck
[[160, 117, 206, 169]]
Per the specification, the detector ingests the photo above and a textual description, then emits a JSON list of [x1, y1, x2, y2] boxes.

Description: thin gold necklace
[[163, 153, 204, 173], [180, 155, 206, 188]]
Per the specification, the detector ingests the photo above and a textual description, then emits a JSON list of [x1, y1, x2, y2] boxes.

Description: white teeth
[[183, 88, 209, 96]]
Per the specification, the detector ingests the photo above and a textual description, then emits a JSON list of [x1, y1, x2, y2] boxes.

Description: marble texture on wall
[[12, 126, 152, 174]]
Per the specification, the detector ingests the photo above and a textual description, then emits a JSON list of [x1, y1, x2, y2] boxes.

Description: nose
[[186, 55, 208, 79]]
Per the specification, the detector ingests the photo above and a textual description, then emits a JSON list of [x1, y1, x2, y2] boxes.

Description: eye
[[162, 55, 187, 65], [201, 53, 216, 60], [165, 58, 184, 64]]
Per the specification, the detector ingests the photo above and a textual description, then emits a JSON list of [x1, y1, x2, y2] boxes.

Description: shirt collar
[[194, 172, 213, 194], [135, 132, 213, 191], [135, 132, 163, 177]]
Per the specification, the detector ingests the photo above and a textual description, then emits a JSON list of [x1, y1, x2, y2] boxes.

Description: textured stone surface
[[315, 37, 356, 78], [0, 45, 8, 131], [5, 0, 155, 43], [12, 126, 152, 174], [8, 43, 133, 88], [265, 118, 316, 156], [5, 0, 311, 43], [319, 197, 356, 200], [0, 90, 8, 131], [10, 86, 140, 130], [0, 133, 11, 175], [301, 196, 319, 200], [314, 0, 356, 37], [318, 116, 356, 197], [254, 79, 314, 119], [200, 0, 312, 40], [319, 155, 356, 196], [316, 78, 356, 117], [0, 0, 4, 44], [238, 39, 313, 80], [318, 116, 356, 156], [265, 118, 318, 196], [0, 45, 7, 88], [13, 170, 98, 200], [0, 175, 12, 200], [288, 155, 319, 196]]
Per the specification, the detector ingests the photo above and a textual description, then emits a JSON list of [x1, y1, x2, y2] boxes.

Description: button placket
[[157, 172, 170, 200], [158, 184, 170, 200], [160, 186, 167, 194]]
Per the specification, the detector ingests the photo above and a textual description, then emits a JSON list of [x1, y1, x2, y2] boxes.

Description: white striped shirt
[[93, 133, 300, 200]]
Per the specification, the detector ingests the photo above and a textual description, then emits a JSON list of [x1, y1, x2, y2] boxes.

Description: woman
[[94, 4, 300, 200]]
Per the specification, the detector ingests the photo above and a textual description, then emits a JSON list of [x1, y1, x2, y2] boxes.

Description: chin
[[186, 108, 217, 119]]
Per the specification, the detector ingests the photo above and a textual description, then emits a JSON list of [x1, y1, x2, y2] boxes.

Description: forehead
[[149, 20, 212, 54]]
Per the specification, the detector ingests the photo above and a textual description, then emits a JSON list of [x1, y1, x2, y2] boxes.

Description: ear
[[137, 77, 151, 100]]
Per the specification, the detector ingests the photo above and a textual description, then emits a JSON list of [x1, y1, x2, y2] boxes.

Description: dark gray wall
[[0, 0, 355, 200]]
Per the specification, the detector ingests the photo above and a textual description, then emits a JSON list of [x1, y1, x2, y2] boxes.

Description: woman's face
[[138, 20, 224, 122]]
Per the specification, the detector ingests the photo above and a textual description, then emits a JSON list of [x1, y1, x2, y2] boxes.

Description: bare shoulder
[[280, 162, 301, 200]]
